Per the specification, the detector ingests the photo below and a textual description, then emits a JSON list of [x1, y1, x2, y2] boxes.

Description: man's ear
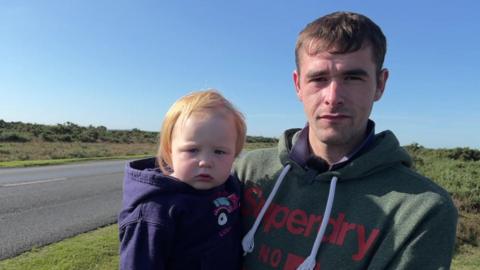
[[374, 68, 389, 101], [293, 69, 302, 101]]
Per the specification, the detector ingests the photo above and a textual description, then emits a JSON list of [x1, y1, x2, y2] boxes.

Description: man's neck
[[309, 127, 368, 166], [309, 139, 355, 166], [288, 120, 375, 170]]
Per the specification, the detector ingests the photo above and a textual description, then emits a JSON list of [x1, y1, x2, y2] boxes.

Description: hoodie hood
[[120, 157, 229, 221], [277, 128, 412, 182], [122, 158, 185, 210]]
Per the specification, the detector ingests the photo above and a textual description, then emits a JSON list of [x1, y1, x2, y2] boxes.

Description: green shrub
[[79, 131, 98, 143], [246, 136, 278, 143], [57, 135, 73, 142], [447, 148, 480, 162], [41, 132, 56, 142], [0, 131, 31, 142]]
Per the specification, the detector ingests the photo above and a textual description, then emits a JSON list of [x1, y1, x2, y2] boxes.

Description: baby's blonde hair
[[157, 89, 246, 174]]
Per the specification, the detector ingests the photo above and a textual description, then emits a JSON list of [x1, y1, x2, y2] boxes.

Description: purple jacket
[[118, 158, 242, 270]]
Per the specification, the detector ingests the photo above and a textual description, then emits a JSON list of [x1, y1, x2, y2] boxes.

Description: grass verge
[[0, 155, 151, 168], [0, 224, 119, 270], [452, 244, 480, 269], [0, 142, 275, 168]]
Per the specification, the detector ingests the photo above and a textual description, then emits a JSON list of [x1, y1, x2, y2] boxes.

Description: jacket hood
[[277, 128, 412, 182], [121, 157, 219, 211]]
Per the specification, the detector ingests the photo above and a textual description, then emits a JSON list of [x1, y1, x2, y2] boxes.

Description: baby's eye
[[214, 149, 226, 155], [186, 148, 199, 153]]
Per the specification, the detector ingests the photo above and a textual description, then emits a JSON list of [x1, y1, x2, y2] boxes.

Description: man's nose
[[324, 80, 344, 106]]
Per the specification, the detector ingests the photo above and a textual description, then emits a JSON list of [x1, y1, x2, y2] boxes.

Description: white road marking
[[0, 177, 68, 187]]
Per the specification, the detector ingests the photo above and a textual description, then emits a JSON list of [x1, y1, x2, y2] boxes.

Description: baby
[[118, 90, 246, 270]]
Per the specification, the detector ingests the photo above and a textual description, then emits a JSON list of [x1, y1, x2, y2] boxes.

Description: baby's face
[[169, 110, 237, 190]]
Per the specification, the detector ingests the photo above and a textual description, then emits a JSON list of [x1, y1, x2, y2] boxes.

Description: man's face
[[293, 45, 388, 153], [170, 110, 237, 190]]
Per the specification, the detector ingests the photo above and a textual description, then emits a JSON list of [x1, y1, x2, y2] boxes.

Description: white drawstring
[[242, 164, 292, 255], [297, 176, 338, 270]]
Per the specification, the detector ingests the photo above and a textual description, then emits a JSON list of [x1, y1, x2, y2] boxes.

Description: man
[[235, 11, 457, 270]]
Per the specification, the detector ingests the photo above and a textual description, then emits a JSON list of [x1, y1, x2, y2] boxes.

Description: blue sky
[[0, 0, 479, 148]]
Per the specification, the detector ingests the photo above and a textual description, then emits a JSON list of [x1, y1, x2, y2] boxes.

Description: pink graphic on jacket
[[213, 193, 240, 237]]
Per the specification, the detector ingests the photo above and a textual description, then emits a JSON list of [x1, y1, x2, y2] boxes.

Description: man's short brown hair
[[295, 11, 387, 73]]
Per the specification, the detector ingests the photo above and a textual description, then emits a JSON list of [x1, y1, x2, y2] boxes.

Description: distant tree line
[[0, 120, 278, 144], [404, 143, 480, 162], [0, 120, 158, 144]]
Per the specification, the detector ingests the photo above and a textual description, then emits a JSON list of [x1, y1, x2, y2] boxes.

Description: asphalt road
[[0, 160, 129, 260]]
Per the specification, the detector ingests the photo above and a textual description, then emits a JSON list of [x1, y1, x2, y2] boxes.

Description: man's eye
[[312, 77, 328, 82], [345, 76, 363, 81]]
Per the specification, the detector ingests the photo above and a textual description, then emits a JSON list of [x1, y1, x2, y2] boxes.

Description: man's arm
[[370, 196, 458, 269]]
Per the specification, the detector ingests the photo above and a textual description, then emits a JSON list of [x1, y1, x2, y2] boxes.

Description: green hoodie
[[234, 128, 457, 270]]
